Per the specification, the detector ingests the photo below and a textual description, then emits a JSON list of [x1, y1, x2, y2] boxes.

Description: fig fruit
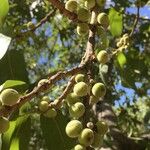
[[0, 88, 20, 106], [66, 120, 83, 138], [73, 82, 88, 97]]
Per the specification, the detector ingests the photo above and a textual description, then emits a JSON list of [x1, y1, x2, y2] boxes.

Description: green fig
[[77, 23, 89, 36], [0, 117, 10, 133], [92, 83, 106, 98], [69, 102, 85, 118], [65, 0, 78, 13], [78, 128, 94, 146], [66, 120, 83, 138], [97, 50, 109, 64], [0, 88, 20, 106], [97, 13, 109, 29], [73, 82, 88, 97]]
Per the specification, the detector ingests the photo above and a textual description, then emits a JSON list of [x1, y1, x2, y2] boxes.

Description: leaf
[[109, 8, 123, 36], [2, 80, 28, 92], [0, 0, 9, 27], [1, 121, 16, 150], [2, 116, 31, 150], [0, 34, 11, 60], [117, 52, 127, 68], [0, 50, 29, 84], [40, 112, 75, 150]]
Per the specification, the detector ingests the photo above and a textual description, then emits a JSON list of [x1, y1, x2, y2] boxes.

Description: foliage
[[0, 0, 150, 150]]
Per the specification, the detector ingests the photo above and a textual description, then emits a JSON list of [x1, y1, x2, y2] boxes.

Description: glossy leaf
[[109, 8, 123, 36], [40, 112, 75, 150], [0, 0, 9, 27], [117, 52, 127, 69]]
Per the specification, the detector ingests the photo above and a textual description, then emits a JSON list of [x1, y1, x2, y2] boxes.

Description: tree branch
[[0, 66, 84, 117]]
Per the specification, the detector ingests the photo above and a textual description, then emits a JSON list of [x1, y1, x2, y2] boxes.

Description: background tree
[[0, 0, 150, 150]]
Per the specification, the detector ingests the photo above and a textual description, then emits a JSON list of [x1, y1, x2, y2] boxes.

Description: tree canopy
[[0, 0, 150, 150]]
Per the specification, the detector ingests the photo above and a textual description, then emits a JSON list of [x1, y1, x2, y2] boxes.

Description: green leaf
[[40, 112, 75, 150], [1, 121, 16, 150], [0, 0, 9, 28], [109, 8, 123, 36], [117, 52, 127, 68], [0, 50, 29, 85], [1, 80, 28, 92], [2, 116, 31, 150]]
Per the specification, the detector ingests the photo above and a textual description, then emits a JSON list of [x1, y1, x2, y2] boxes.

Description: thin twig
[[15, 9, 56, 39], [129, 6, 140, 37]]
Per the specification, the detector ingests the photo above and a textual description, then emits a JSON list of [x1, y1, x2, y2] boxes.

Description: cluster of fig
[[116, 34, 130, 51], [0, 88, 20, 133], [37, 79, 57, 118], [64, 73, 108, 149], [65, 0, 109, 36]]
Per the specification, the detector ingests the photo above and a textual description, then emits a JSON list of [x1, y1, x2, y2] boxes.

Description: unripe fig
[[86, 122, 94, 129], [91, 133, 103, 148], [66, 120, 83, 138], [96, 0, 106, 7], [89, 95, 99, 104], [75, 74, 85, 82], [27, 21, 35, 30], [97, 13, 109, 29], [0, 117, 10, 133], [44, 108, 57, 118], [97, 50, 109, 64], [77, 8, 91, 22], [38, 78, 49, 86], [66, 93, 81, 106], [0, 89, 20, 106], [77, 23, 89, 36], [85, 0, 95, 9], [97, 26, 105, 36], [73, 144, 86, 150], [96, 121, 108, 135], [65, 0, 78, 13], [39, 100, 49, 112], [78, 128, 94, 146], [73, 82, 88, 97], [92, 83, 106, 98], [69, 102, 85, 118], [41, 96, 50, 102]]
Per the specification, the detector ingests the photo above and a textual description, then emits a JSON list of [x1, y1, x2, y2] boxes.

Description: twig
[[129, 6, 140, 37], [15, 9, 56, 39]]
